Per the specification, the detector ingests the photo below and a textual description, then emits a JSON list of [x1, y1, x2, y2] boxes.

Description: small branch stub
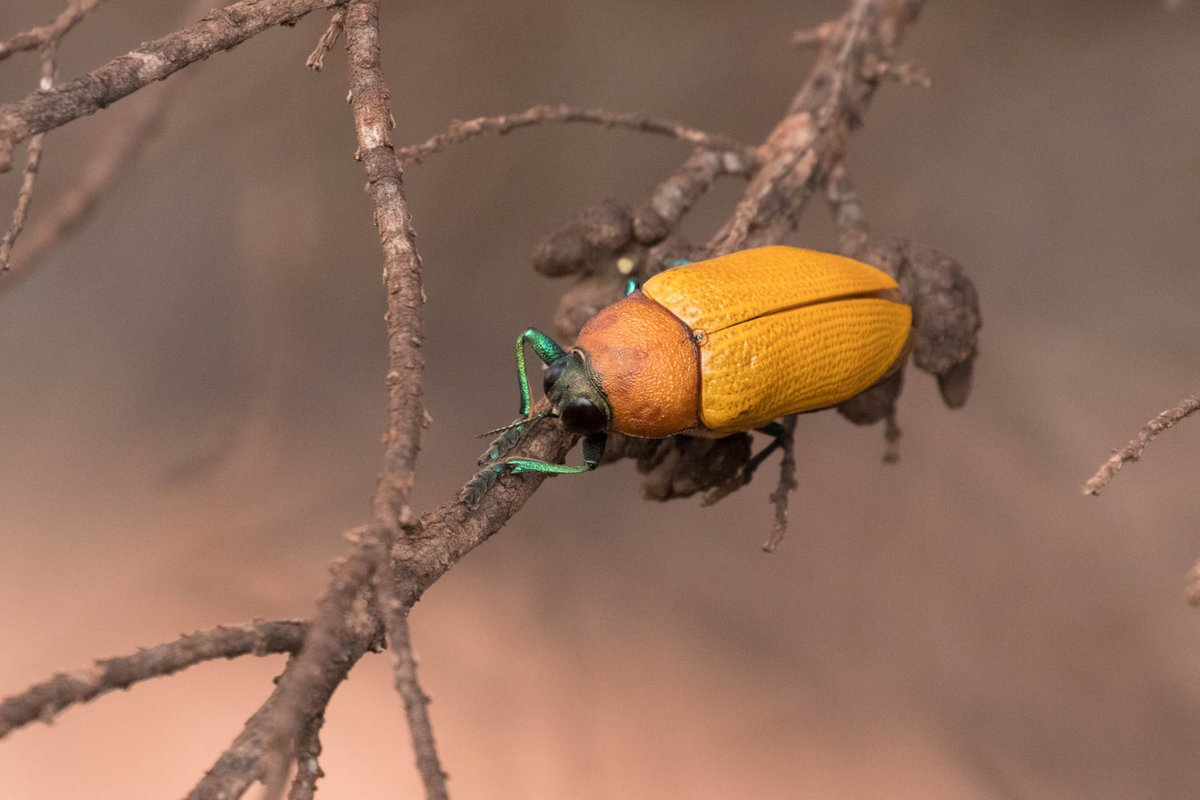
[[1084, 394, 1200, 496]]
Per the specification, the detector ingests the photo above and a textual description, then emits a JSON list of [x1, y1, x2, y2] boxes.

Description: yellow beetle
[[496, 245, 912, 475]]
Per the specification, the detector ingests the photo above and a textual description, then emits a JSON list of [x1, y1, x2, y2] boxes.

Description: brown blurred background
[[2, 1, 1199, 798]]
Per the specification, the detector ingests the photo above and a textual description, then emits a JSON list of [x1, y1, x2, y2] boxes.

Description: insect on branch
[[0, 1, 957, 796]]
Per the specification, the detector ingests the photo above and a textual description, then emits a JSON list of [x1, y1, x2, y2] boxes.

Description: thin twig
[[256, 538, 386, 799], [0, 42, 58, 271], [763, 416, 799, 553], [0, 0, 344, 172], [0, 620, 306, 739], [1083, 394, 1200, 496], [287, 713, 327, 800], [385, 608, 450, 800], [397, 103, 757, 166], [1, 0, 211, 289], [259, 0, 431, 794], [305, 8, 345, 71], [710, 0, 869, 254], [0, 78, 182, 287], [0, 0, 105, 63], [633, 148, 758, 245]]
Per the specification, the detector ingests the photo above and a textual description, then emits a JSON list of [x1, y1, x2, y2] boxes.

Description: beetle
[[491, 245, 912, 476]]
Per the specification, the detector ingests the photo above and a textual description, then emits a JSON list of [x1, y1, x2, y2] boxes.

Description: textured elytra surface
[[575, 292, 700, 438], [642, 245, 900, 334], [699, 298, 912, 432]]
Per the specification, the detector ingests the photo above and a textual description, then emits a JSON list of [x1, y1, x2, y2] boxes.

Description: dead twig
[[1, 0, 211, 288], [258, 0, 432, 794], [0, 77, 181, 287], [1083, 394, 1200, 496], [0, 0, 344, 172], [305, 7, 346, 71], [710, 0, 882, 255], [0, 42, 58, 272], [0, 620, 306, 739], [385, 607, 450, 800], [287, 713, 327, 800], [187, 624, 379, 800], [0, 0, 105, 63], [397, 103, 758, 167]]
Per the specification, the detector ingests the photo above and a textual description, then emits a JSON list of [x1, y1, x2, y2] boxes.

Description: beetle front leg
[[515, 327, 567, 416], [504, 431, 606, 475]]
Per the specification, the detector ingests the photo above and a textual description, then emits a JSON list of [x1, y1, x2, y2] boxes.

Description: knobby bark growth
[[0, 1, 983, 796]]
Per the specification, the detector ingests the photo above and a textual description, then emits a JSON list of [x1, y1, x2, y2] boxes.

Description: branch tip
[[1084, 394, 1200, 496]]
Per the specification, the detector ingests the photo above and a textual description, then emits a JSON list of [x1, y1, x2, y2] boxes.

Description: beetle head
[[544, 352, 611, 434]]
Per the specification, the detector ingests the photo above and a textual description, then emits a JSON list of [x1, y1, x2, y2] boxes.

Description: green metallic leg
[[504, 432, 607, 475], [515, 327, 566, 416]]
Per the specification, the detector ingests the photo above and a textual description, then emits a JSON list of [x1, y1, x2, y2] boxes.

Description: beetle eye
[[543, 359, 567, 396], [560, 398, 606, 433]]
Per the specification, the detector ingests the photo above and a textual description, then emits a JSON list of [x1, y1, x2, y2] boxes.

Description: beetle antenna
[[476, 411, 550, 438]]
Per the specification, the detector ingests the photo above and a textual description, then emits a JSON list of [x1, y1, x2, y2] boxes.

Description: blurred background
[[2, 1, 1199, 797]]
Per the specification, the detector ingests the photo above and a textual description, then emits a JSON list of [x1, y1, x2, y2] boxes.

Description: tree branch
[[0, 0, 212, 287], [709, 0, 923, 255], [0, 0, 344, 172], [187, 422, 570, 799], [0, 76, 181, 287], [385, 609, 449, 800], [187, 624, 380, 800], [0, 0, 105, 63], [396, 103, 758, 167], [0, 42, 58, 271], [1084, 393, 1200, 496], [257, 0, 432, 793], [0, 620, 306, 739], [286, 712, 327, 800]]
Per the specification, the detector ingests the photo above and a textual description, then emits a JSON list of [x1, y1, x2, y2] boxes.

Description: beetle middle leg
[[703, 421, 794, 506], [741, 421, 789, 484]]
